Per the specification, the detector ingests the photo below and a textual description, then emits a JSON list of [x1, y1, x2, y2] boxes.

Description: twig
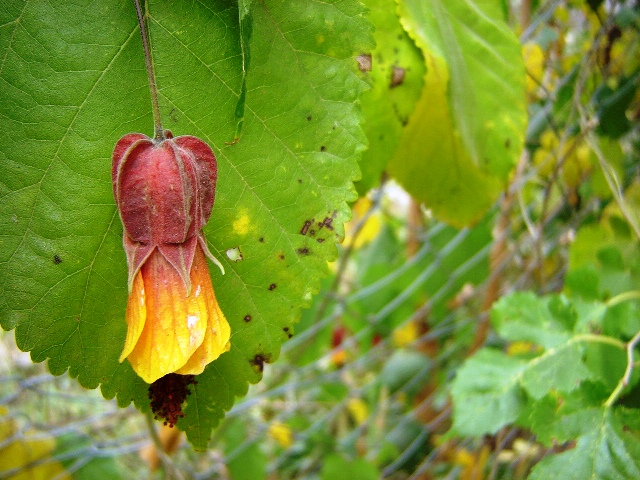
[[145, 413, 185, 480]]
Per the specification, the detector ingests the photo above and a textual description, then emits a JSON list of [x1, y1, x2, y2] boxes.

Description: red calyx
[[112, 130, 222, 292]]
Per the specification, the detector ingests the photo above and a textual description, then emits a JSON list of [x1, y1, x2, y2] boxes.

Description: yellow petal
[[119, 269, 146, 362], [124, 249, 208, 383], [175, 245, 231, 375]]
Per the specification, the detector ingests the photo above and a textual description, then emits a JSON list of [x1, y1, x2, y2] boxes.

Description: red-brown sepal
[[112, 130, 219, 290]]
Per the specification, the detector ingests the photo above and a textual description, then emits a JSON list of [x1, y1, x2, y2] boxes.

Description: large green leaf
[[389, 0, 527, 227], [0, 0, 372, 448], [451, 293, 617, 436]]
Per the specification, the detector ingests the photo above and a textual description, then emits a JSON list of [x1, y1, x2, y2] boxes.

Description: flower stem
[[134, 0, 164, 140]]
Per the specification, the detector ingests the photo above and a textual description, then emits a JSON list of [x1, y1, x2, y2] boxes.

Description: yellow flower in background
[[506, 341, 542, 356], [392, 321, 420, 348], [533, 130, 593, 187], [268, 421, 293, 448], [523, 42, 545, 95], [347, 398, 369, 425], [561, 142, 592, 188], [454, 444, 490, 480]]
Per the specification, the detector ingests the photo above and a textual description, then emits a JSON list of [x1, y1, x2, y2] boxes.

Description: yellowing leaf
[[356, 0, 425, 194], [389, 0, 526, 227], [0, 413, 70, 480]]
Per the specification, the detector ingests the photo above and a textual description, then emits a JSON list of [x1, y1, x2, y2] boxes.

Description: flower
[[268, 421, 293, 449], [112, 130, 230, 384]]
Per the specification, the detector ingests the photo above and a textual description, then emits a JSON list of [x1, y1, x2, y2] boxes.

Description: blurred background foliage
[[2, 0, 640, 478]]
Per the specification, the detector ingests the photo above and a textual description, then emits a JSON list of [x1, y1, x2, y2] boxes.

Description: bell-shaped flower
[[112, 130, 230, 384]]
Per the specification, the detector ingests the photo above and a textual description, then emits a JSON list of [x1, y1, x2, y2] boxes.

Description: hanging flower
[[112, 130, 230, 384]]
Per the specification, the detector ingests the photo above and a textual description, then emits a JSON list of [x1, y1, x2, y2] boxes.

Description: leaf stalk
[[604, 329, 640, 408]]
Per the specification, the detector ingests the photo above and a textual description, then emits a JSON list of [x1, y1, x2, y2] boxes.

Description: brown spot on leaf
[[505, 138, 511, 148], [307, 115, 312, 121], [148, 374, 197, 427], [278, 253, 285, 260], [390, 66, 405, 88], [283, 327, 289, 332], [357, 53, 372, 72], [53, 255, 62, 265], [250, 353, 273, 373], [301, 220, 312, 235], [268, 283, 277, 291], [259, 237, 264, 243], [317, 238, 325, 243], [244, 315, 252, 322], [319, 217, 334, 231], [297, 247, 309, 255], [320, 145, 326, 152]]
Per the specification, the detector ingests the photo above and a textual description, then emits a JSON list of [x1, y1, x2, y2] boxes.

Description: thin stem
[[571, 333, 626, 351], [604, 329, 640, 408], [145, 412, 185, 480], [134, 0, 164, 140], [607, 290, 640, 308]]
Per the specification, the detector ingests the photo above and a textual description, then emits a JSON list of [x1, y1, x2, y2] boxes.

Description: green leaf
[[0, 0, 373, 449], [451, 345, 595, 435], [450, 349, 527, 436], [321, 454, 379, 480], [355, 0, 425, 195], [529, 407, 640, 480], [56, 433, 122, 480], [233, 0, 253, 140], [593, 72, 639, 139], [378, 349, 431, 395], [388, 0, 526, 227], [224, 419, 267, 480], [491, 292, 574, 349], [567, 213, 640, 301], [520, 342, 593, 399]]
